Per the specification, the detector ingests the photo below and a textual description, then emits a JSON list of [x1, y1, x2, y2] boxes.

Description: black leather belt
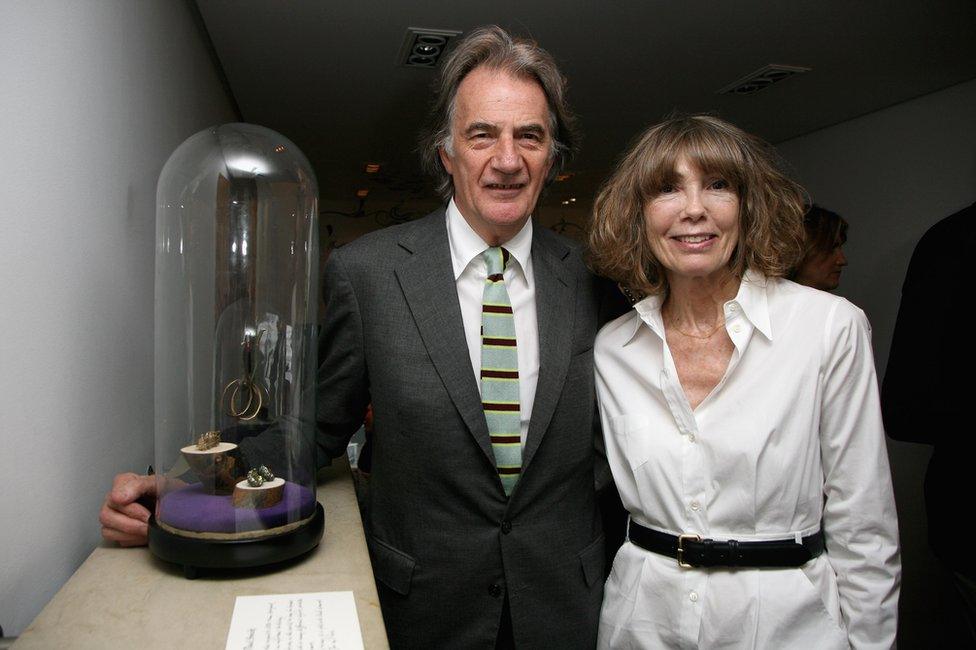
[[628, 520, 824, 568]]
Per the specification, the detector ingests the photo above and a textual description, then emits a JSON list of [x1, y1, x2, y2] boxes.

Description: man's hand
[[99, 472, 157, 547]]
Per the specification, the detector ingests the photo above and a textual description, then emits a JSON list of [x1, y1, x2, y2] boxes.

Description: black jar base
[[148, 502, 324, 579]]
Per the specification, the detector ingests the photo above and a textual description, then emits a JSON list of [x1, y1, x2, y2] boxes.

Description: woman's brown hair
[[587, 114, 806, 297]]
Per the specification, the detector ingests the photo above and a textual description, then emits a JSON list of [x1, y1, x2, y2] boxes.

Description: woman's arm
[[819, 301, 901, 649]]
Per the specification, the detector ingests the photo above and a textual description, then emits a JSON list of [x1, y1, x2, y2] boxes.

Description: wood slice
[[232, 477, 285, 509], [180, 442, 240, 495]]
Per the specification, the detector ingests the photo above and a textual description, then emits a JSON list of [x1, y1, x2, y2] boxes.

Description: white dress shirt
[[595, 271, 900, 649], [446, 198, 539, 447]]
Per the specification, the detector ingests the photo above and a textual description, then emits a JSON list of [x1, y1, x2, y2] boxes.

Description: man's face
[[439, 67, 554, 245]]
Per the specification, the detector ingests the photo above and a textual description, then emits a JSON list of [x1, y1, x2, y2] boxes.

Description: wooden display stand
[[180, 441, 239, 494], [232, 477, 284, 508]]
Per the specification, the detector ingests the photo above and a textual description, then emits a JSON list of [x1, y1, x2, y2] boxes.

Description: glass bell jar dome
[[149, 123, 323, 577]]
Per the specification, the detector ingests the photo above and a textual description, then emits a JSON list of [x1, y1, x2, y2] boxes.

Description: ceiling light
[[398, 27, 462, 68], [364, 163, 381, 173], [717, 64, 811, 96]]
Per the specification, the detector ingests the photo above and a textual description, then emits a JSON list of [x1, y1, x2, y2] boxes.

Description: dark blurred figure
[[793, 204, 848, 291], [883, 201, 976, 647]]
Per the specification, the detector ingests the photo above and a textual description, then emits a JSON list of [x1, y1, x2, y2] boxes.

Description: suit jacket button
[[488, 583, 503, 598], [501, 520, 512, 534]]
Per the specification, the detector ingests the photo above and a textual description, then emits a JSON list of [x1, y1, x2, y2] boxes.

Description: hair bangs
[[634, 120, 748, 201], [680, 128, 748, 193], [588, 113, 807, 298]]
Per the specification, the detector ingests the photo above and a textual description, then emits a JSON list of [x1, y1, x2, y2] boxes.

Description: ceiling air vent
[[398, 27, 462, 68], [717, 64, 811, 95]]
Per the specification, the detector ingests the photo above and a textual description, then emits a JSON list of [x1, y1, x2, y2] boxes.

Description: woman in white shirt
[[587, 115, 899, 649]]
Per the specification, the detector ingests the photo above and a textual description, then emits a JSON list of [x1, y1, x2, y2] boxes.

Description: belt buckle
[[677, 533, 702, 568]]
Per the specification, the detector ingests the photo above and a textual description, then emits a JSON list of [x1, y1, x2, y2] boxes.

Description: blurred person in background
[[792, 204, 848, 291]]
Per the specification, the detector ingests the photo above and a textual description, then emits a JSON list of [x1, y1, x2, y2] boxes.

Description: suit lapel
[[394, 211, 494, 464], [521, 229, 576, 474]]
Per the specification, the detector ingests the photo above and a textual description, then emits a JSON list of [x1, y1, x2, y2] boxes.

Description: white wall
[[0, 1, 235, 636], [777, 78, 976, 646]]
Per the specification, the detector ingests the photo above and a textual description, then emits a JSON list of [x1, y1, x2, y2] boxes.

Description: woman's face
[[795, 240, 847, 291], [644, 156, 740, 284]]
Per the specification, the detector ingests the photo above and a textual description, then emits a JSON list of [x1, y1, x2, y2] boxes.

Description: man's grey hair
[[419, 25, 581, 203]]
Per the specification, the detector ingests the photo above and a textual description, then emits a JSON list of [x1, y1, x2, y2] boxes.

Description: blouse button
[[689, 591, 699, 603], [688, 434, 696, 443], [732, 324, 742, 334], [690, 500, 701, 511]]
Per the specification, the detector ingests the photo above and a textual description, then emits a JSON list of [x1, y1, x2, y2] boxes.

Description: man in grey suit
[[316, 27, 613, 647], [102, 26, 614, 648]]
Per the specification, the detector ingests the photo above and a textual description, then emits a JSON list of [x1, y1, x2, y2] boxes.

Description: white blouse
[[595, 271, 900, 649]]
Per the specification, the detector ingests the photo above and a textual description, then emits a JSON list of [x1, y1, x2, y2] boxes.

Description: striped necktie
[[480, 246, 521, 496]]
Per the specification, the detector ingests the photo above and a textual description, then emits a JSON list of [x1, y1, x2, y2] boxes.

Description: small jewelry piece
[[662, 303, 727, 340], [233, 470, 284, 509], [196, 430, 221, 451], [667, 320, 726, 340], [220, 330, 266, 421]]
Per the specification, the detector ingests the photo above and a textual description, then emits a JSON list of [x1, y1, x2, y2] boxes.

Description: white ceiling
[[195, 0, 976, 213]]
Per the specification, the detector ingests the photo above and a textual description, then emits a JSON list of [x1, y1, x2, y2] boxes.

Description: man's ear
[[438, 147, 454, 176]]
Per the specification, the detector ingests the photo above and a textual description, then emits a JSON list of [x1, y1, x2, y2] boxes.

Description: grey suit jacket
[[316, 209, 607, 649]]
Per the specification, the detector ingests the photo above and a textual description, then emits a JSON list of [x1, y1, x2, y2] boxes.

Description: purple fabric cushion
[[159, 481, 316, 534]]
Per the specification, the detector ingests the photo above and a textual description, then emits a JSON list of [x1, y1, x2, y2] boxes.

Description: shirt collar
[[446, 197, 533, 280], [622, 268, 772, 345], [625, 293, 665, 345], [734, 268, 773, 340]]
